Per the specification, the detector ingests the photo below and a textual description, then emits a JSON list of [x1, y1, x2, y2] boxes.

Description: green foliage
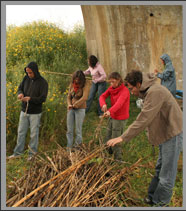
[[6, 21, 87, 154], [6, 21, 87, 72], [88, 157, 103, 165]]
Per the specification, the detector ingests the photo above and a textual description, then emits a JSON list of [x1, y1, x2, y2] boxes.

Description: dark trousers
[[104, 118, 127, 160]]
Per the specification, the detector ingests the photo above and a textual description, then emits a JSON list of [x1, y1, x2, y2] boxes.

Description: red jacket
[[99, 83, 130, 120]]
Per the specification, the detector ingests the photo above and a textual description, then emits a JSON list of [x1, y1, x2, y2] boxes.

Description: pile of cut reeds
[[6, 141, 143, 207]]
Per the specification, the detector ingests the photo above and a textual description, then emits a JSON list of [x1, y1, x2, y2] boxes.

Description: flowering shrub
[[6, 21, 88, 152], [6, 21, 87, 70]]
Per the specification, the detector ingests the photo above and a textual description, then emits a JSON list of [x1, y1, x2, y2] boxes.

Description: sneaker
[[144, 197, 154, 205], [108, 147, 113, 155], [27, 156, 33, 161], [7, 154, 21, 159], [114, 155, 123, 161]]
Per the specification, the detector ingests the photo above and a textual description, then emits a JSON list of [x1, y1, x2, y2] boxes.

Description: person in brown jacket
[[107, 70, 183, 207], [66, 70, 90, 150]]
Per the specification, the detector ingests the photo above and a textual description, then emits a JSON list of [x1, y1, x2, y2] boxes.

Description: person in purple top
[[84, 55, 107, 117]]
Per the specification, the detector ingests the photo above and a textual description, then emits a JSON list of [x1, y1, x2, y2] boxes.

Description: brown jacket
[[121, 73, 183, 146], [67, 80, 91, 109]]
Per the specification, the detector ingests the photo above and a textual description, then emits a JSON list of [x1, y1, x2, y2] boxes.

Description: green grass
[[5, 21, 182, 207], [6, 95, 183, 207], [82, 94, 183, 207]]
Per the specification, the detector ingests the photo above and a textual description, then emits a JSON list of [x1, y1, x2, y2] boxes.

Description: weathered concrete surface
[[81, 5, 183, 90]]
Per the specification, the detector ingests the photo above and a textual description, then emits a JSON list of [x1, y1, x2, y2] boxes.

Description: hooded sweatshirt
[[18, 62, 48, 114], [121, 73, 182, 146], [157, 54, 176, 97], [99, 83, 130, 120]]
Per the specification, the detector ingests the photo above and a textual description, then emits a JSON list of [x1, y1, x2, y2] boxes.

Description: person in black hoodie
[[8, 61, 48, 161]]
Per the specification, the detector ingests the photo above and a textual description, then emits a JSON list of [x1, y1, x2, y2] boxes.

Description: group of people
[[8, 53, 182, 207], [66, 56, 130, 161]]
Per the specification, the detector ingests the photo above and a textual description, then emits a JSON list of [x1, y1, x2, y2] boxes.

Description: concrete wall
[[81, 5, 183, 90]]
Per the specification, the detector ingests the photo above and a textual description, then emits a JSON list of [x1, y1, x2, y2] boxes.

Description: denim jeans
[[148, 132, 183, 206], [66, 108, 85, 149], [86, 81, 106, 116], [104, 118, 127, 160], [13, 111, 42, 157]]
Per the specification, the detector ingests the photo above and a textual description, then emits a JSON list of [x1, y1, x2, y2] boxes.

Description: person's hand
[[18, 93, 24, 100], [68, 105, 73, 110], [72, 104, 77, 109], [22, 96, 31, 102], [154, 69, 159, 75], [102, 104, 107, 113], [103, 111, 110, 118], [107, 136, 123, 147], [94, 78, 98, 83]]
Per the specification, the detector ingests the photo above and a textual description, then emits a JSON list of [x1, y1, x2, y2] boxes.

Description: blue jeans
[[66, 108, 85, 149], [148, 132, 183, 206], [13, 111, 42, 157], [86, 81, 106, 116]]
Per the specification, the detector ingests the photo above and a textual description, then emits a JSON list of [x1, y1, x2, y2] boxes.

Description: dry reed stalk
[[6, 194, 18, 207], [69, 161, 127, 207], [12, 145, 107, 207], [48, 177, 72, 207], [44, 152, 59, 173], [7, 133, 145, 208]]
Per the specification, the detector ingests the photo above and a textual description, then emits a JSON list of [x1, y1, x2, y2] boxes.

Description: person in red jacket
[[99, 72, 130, 160]]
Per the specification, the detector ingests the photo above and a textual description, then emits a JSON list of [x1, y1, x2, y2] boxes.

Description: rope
[[12, 100, 20, 104], [24, 101, 29, 116], [42, 70, 72, 77], [42, 70, 110, 82], [7, 69, 110, 82], [8, 69, 92, 80], [41, 70, 95, 81], [8, 69, 72, 77]]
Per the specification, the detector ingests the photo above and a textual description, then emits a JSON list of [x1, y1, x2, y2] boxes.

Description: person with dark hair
[[99, 72, 130, 160], [84, 55, 107, 117], [8, 61, 48, 161], [66, 70, 90, 150], [154, 54, 176, 97], [107, 70, 183, 207]]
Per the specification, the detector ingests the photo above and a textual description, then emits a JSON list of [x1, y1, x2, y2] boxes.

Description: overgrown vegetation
[[6, 21, 87, 153], [6, 21, 183, 207]]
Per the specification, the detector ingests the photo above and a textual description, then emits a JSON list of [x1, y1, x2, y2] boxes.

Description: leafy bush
[[6, 21, 88, 153], [6, 21, 87, 72]]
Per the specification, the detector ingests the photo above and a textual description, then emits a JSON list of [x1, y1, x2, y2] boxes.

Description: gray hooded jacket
[[157, 54, 176, 97]]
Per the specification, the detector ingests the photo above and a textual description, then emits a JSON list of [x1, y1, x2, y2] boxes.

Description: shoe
[[7, 154, 21, 159], [72, 145, 82, 152], [108, 147, 113, 155], [114, 156, 123, 161], [99, 115, 103, 119], [144, 197, 154, 205], [27, 156, 33, 161], [106, 147, 113, 155]]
